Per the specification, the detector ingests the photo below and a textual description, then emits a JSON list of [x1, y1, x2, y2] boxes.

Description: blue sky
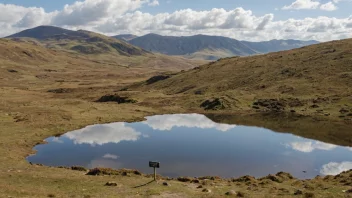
[[0, 0, 351, 41], [1, 0, 351, 19]]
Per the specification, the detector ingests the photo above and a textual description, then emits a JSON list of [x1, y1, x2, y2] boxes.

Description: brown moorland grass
[[134, 38, 352, 146], [0, 38, 351, 197]]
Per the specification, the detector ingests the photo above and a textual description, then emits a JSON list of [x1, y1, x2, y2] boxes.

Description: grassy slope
[[145, 39, 351, 95], [0, 39, 351, 197]]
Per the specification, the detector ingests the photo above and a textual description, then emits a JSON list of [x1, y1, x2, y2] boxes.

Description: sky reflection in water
[[28, 114, 352, 179]]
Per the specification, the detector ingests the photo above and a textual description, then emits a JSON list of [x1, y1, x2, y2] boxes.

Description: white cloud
[[144, 114, 236, 132], [320, 2, 338, 11], [0, 0, 351, 42], [102, 154, 119, 160], [51, 0, 145, 26], [286, 141, 337, 153], [320, 161, 352, 175], [64, 123, 142, 146], [148, 0, 159, 6], [282, 0, 320, 10]]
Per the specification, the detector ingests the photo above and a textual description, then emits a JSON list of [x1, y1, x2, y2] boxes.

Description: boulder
[[225, 190, 236, 196], [202, 188, 211, 193], [177, 177, 192, 182], [7, 69, 18, 73], [200, 98, 225, 110], [105, 182, 118, 186], [294, 189, 303, 195]]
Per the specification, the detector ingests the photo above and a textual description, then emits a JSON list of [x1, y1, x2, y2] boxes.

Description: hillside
[[6, 26, 147, 56], [128, 34, 319, 60], [6, 26, 83, 40], [137, 38, 352, 118], [5, 26, 204, 71], [129, 34, 256, 60]]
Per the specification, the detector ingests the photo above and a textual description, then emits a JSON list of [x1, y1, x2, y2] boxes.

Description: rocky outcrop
[[201, 98, 225, 110], [96, 94, 137, 104]]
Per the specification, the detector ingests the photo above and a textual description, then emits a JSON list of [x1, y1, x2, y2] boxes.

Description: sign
[[149, 161, 160, 168]]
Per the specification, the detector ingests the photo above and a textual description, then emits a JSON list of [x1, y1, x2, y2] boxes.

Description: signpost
[[149, 161, 160, 181]]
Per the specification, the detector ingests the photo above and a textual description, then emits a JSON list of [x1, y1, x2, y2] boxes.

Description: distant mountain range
[[4, 26, 204, 71], [5, 26, 319, 61], [6, 26, 148, 56], [117, 33, 318, 60]]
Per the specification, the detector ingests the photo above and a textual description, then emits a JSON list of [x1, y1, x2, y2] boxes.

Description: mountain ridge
[[6, 26, 148, 56], [126, 33, 319, 60]]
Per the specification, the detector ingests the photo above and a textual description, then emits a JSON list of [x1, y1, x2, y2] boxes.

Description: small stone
[[197, 185, 203, 189], [237, 191, 246, 197], [294, 189, 303, 195], [177, 177, 192, 182], [225, 190, 236, 195], [105, 182, 117, 186], [346, 188, 352, 193], [162, 182, 170, 186], [202, 188, 211, 193]]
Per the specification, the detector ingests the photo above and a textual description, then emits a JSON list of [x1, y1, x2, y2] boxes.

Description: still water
[[27, 114, 352, 179]]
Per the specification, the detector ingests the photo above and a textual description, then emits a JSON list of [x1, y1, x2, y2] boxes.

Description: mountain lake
[[27, 114, 352, 179]]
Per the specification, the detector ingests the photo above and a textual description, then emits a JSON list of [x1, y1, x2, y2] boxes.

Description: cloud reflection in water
[[144, 114, 236, 131], [320, 161, 352, 175], [64, 123, 141, 146], [286, 141, 337, 153]]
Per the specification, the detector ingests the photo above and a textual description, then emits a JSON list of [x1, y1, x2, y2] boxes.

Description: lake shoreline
[[1, 88, 351, 197]]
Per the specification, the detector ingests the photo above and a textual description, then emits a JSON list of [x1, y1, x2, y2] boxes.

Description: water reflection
[[285, 141, 337, 153], [64, 123, 142, 146], [28, 114, 352, 179], [102, 154, 119, 159], [144, 114, 236, 131], [320, 161, 352, 175]]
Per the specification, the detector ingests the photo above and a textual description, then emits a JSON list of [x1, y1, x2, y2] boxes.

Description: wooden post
[[149, 161, 160, 181], [154, 167, 156, 181]]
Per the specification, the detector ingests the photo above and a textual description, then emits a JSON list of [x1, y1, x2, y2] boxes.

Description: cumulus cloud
[[144, 114, 236, 132], [320, 2, 338, 11], [64, 123, 142, 146], [320, 161, 352, 175], [286, 141, 337, 153], [0, 0, 351, 41], [51, 0, 145, 26], [282, 0, 320, 10], [283, 0, 340, 11]]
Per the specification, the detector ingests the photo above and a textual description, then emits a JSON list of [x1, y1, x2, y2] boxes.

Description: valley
[[0, 26, 351, 197]]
